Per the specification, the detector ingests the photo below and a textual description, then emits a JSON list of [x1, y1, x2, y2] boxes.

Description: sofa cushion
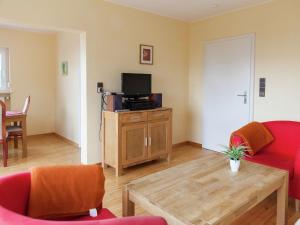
[[230, 122, 274, 156], [245, 152, 294, 179], [28, 165, 105, 220], [73, 208, 116, 221]]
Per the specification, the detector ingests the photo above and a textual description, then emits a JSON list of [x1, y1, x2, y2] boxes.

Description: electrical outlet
[[97, 82, 103, 93]]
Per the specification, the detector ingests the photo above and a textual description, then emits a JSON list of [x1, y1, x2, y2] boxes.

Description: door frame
[[203, 33, 256, 122]]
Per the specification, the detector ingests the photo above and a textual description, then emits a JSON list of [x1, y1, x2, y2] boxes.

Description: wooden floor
[[0, 134, 81, 176], [0, 134, 299, 225]]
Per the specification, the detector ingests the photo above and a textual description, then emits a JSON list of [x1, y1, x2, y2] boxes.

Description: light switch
[[259, 78, 266, 97]]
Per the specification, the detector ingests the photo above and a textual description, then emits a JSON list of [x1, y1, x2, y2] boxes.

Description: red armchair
[[232, 121, 300, 210], [0, 172, 168, 225]]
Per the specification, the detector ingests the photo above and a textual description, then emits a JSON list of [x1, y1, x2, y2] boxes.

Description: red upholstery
[[0, 172, 168, 225], [261, 121, 300, 159], [73, 209, 116, 221], [246, 152, 294, 179], [0, 172, 31, 215], [232, 121, 300, 200]]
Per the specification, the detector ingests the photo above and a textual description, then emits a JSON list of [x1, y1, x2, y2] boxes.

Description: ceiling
[[105, 0, 272, 22]]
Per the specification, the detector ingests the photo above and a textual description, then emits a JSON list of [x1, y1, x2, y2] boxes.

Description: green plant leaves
[[222, 144, 247, 161]]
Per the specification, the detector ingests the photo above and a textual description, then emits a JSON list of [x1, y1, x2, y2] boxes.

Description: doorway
[[202, 34, 255, 152], [0, 22, 87, 166]]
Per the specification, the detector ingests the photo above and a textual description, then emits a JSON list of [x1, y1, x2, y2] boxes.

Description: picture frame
[[140, 44, 153, 65]]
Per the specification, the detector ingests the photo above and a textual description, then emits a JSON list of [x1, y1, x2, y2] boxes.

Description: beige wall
[[56, 32, 81, 145], [188, 0, 300, 143], [0, 0, 189, 163], [0, 28, 56, 135], [1, 0, 291, 160]]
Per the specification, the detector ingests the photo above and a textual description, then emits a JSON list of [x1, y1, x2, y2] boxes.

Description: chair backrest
[[262, 121, 300, 158], [22, 96, 30, 115], [0, 100, 6, 141]]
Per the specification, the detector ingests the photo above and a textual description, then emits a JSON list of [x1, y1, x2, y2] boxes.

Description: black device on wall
[[121, 73, 152, 98]]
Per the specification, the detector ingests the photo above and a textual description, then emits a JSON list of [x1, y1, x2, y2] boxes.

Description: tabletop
[[124, 153, 288, 225]]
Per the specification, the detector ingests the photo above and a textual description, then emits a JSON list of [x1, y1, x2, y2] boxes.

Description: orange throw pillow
[[28, 164, 105, 220], [230, 122, 274, 156]]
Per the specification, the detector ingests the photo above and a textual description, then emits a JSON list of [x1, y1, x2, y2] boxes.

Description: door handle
[[145, 137, 148, 147], [237, 91, 247, 104]]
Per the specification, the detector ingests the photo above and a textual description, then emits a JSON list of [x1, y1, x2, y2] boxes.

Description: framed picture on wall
[[140, 44, 153, 65]]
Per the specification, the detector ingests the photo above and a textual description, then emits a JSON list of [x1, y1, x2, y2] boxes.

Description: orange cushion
[[27, 165, 105, 220], [230, 122, 274, 156]]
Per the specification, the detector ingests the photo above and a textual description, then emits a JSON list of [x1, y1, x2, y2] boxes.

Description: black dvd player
[[124, 99, 154, 111]]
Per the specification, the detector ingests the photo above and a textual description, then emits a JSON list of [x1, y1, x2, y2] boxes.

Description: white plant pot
[[230, 160, 240, 173]]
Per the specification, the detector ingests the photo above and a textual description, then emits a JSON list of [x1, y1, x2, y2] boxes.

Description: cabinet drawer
[[148, 110, 170, 121], [120, 112, 147, 124]]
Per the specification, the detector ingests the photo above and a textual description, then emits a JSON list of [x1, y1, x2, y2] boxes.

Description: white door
[[202, 35, 254, 152]]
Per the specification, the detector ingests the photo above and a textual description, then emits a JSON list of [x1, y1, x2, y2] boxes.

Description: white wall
[[0, 28, 56, 135], [55, 32, 81, 145]]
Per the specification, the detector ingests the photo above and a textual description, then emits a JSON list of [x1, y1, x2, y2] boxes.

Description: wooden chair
[[7, 96, 30, 155], [0, 100, 8, 167]]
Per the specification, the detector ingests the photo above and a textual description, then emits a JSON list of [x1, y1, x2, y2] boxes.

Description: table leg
[[277, 174, 288, 225], [22, 118, 27, 158], [122, 186, 135, 217], [13, 122, 18, 148], [116, 166, 123, 177]]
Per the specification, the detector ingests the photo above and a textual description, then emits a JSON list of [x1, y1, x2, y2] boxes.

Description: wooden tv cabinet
[[101, 108, 172, 176]]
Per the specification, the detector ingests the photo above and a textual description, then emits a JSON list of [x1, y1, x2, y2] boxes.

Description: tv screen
[[122, 73, 152, 97]]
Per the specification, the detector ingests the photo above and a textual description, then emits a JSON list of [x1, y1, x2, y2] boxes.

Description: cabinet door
[[121, 123, 148, 166], [148, 120, 170, 158]]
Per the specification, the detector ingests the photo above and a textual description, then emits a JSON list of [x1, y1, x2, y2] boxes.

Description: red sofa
[[0, 172, 167, 225], [232, 121, 300, 205]]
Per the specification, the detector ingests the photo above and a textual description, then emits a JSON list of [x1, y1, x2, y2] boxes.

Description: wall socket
[[97, 82, 103, 93]]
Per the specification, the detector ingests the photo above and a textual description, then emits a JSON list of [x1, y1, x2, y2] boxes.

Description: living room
[[0, 0, 299, 224]]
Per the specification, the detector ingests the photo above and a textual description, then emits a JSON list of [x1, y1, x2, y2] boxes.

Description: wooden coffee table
[[123, 153, 288, 225]]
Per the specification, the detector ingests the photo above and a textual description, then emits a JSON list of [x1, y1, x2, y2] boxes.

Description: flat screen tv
[[122, 73, 152, 98]]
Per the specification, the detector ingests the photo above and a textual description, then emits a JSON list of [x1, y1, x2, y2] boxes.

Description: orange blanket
[[28, 164, 105, 220], [230, 122, 274, 156]]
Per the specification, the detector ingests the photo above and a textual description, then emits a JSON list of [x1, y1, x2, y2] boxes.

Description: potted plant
[[223, 145, 247, 172]]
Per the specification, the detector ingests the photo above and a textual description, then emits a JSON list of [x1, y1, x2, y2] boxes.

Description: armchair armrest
[[0, 207, 168, 225]]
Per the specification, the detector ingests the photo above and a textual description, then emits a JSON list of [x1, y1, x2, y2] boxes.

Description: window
[[0, 48, 9, 90]]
